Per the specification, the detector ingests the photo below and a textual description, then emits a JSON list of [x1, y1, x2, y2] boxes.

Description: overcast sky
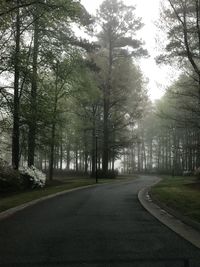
[[81, 0, 178, 101]]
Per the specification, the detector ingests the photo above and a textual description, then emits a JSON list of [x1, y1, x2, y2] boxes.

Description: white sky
[[81, 0, 178, 101]]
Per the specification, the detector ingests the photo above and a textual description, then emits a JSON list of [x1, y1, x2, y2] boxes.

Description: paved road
[[0, 176, 200, 267]]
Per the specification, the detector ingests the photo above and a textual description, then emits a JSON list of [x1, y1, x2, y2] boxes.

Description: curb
[[138, 186, 200, 249], [0, 184, 97, 221], [149, 191, 200, 232]]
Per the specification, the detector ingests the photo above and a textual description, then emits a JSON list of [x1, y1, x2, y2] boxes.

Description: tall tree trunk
[[49, 123, 55, 180], [44, 151, 47, 171], [48, 63, 59, 180], [75, 149, 78, 172], [142, 138, 147, 172], [111, 157, 115, 172], [84, 152, 88, 174], [28, 2, 39, 166], [137, 142, 141, 172], [102, 33, 112, 176], [197, 131, 200, 168], [66, 144, 70, 171], [83, 130, 88, 174], [157, 138, 161, 171], [91, 128, 95, 176], [123, 149, 126, 173], [131, 144, 135, 173], [102, 95, 109, 175], [12, 0, 20, 170], [60, 141, 63, 170], [149, 139, 153, 171], [161, 137, 165, 171], [38, 151, 43, 170]]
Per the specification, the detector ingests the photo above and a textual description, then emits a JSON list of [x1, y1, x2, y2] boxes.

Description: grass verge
[[0, 175, 134, 213], [151, 176, 200, 223]]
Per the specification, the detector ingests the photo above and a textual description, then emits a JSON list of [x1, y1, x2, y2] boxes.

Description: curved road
[[0, 176, 200, 266]]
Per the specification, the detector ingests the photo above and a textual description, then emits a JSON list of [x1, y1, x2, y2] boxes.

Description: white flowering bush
[[19, 166, 46, 189]]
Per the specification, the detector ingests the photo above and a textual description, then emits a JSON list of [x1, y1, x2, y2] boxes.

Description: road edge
[[0, 184, 97, 221], [0, 177, 135, 222], [138, 181, 200, 250]]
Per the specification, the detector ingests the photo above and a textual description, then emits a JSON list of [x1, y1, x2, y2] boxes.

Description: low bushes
[[0, 159, 21, 192], [194, 167, 200, 180], [182, 170, 193, 176], [91, 169, 118, 179], [52, 169, 86, 178]]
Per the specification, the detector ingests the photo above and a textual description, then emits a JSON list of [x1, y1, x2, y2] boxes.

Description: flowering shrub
[[0, 159, 46, 191], [19, 166, 46, 189]]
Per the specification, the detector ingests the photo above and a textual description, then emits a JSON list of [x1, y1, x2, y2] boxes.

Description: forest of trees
[[0, 0, 199, 181], [123, 0, 200, 175]]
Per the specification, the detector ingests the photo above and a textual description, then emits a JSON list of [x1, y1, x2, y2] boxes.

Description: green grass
[[151, 176, 200, 222], [0, 175, 134, 213]]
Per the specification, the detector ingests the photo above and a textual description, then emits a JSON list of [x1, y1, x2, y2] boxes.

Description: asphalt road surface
[[0, 176, 200, 267]]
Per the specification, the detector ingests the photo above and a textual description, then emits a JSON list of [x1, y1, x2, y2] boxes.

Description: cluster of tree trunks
[[122, 128, 200, 175]]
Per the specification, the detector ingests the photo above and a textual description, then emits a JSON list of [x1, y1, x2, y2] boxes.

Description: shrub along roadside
[[150, 176, 200, 223], [0, 161, 46, 192]]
